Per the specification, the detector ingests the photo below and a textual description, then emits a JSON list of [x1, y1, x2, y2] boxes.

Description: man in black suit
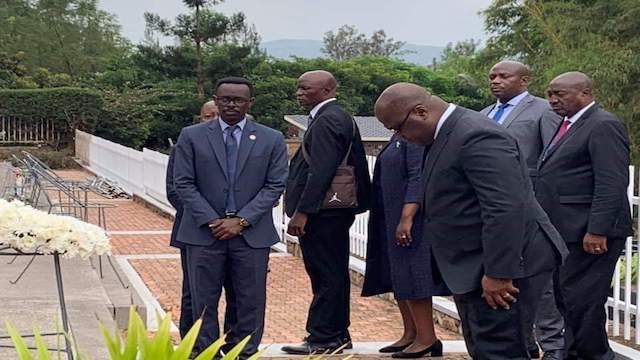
[[282, 70, 371, 355], [375, 83, 568, 360], [536, 72, 632, 360], [482, 60, 564, 359]]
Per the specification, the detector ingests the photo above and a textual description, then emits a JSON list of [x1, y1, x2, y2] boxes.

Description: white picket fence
[[75, 129, 640, 345]]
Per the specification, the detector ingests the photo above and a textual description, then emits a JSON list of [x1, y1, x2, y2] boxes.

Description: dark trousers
[[299, 214, 355, 343], [555, 238, 625, 360], [179, 248, 194, 338], [528, 275, 564, 352], [186, 237, 269, 357], [454, 270, 551, 360]]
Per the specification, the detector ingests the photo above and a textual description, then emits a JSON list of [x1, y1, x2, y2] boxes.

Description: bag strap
[[301, 116, 357, 167]]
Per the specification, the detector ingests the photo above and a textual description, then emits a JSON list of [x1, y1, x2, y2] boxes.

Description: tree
[[144, 1, 257, 98], [322, 25, 407, 61], [0, 0, 127, 77]]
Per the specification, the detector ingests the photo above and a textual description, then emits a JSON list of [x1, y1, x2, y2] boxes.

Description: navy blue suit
[[173, 119, 288, 356], [362, 135, 449, 299], [166, 147, 238, 339]]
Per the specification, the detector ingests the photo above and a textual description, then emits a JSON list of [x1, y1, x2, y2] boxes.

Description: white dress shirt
[[309, 98, 337, 120], [565, 101, 595, 129], [434, 104, 457, 140]]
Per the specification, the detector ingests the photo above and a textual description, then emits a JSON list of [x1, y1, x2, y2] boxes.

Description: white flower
[[0, 200, 111, 259]]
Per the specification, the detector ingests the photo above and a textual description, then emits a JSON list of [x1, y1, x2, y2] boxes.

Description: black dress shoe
[[392, 340, 443, 358], [281, 340, 344, 355], [341, 337, 353, 350], [379, 342, 412, 353], [530, 349, 541, 359], [541, 350, 564, 360]]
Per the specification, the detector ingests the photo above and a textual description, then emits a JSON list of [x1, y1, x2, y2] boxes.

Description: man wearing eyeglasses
[[173, 77, 288, 358], [374, 82, 567, 360]]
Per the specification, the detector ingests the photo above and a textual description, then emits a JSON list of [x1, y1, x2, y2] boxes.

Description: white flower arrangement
[[0, 199, 111, 259]]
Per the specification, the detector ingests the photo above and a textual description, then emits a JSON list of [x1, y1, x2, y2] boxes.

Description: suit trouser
[[454, 270, 551, 360], [529, 275, 564, 352], [524, 269, 564, 353], [554, 238, 625, 360], [299, 214, 355, 343], [179, 248, 194, 338], [186, 237, 269, 357]]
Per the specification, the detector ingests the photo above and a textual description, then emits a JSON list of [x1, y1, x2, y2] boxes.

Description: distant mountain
[[261, 39, 444, 66]]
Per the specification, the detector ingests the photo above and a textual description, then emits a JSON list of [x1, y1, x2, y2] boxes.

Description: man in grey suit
[[173, 77, 289, 358], [481, 61, 564, 360]]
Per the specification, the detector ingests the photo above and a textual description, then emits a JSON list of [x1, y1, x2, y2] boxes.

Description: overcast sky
[[99, 0, 494, 46]]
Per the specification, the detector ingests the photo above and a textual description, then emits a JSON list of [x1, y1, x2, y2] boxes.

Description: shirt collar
[[219, 117, 247, 132], [565, 101, 595, 125], [496, 90, 529, 108], [309, 98, 337, 119], [434, 104, 457, 140]]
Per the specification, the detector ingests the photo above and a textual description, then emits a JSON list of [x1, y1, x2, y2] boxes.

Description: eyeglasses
[[216, 97, 250, 106], [393, 108, 413, 133]]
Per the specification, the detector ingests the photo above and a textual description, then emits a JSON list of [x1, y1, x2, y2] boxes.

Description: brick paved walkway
[[59, 169, 465, 357]]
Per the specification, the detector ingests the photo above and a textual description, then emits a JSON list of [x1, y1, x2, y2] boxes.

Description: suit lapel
[[480, 104, 495, 117], [206, 120, 228, 181], [502, 95, 533, 128], [422, 108, 461, 188], [235, 120, 257, 180], [539, 104, 599, 167]]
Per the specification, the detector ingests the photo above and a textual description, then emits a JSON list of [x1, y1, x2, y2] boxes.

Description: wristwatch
[[238, 217, 250, 227]]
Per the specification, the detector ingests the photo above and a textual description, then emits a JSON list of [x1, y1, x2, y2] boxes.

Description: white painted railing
[[606, 166, 639, 344], [76, 130, 640, 345]]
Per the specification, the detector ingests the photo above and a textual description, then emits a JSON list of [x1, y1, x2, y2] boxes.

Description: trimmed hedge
[[0, 87, 103, 134]]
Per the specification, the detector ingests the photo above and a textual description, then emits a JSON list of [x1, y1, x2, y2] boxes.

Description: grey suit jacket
[[173, 119, 289, 248], [481, 94, 561, 181]]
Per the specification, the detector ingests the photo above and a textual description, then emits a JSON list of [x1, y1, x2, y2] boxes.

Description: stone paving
[[58, 169, 466, 358]]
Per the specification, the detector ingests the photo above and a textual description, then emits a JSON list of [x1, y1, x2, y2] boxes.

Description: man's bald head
[[296, 70, 338, 109], [375, 83, 448, 145], [550, 71, 593, 91], [200, 100, 219, 122], [547, 71, 594, 117], [489, 60, 530, 103]]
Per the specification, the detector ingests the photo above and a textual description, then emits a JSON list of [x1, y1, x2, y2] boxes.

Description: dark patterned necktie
[[225, 125, 238, 214]]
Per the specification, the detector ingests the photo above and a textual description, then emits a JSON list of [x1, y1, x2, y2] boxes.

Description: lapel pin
[[396, 141, 401, 148], [249, 134, 257, 141]]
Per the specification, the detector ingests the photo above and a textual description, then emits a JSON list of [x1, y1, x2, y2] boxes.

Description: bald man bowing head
[[375, 83, 567, 360]]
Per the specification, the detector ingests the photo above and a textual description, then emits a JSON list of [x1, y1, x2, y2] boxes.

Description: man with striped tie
[[481, 60, 564, 360]]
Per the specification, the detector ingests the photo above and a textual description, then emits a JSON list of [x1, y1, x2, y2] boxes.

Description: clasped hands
[[208, 218, 244, 240]]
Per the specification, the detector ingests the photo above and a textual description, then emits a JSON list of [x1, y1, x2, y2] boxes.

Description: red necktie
[[550, 119, 571, 146]]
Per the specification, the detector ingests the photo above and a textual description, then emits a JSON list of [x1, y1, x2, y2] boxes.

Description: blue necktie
[[491, 103, 510, 123], [225, 125, 238, 214]]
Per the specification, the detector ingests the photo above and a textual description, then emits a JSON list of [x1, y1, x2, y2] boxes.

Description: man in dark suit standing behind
[[166, 100, 218, 338], [481, 60, 564, 359], [282, 70, 371, 355], [536, 72, 632, 360], [375, 83, 567, 360], [173, 77, 289, 358]]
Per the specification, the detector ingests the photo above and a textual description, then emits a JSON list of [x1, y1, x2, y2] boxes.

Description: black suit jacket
[[535, 104, 632, 244], [166, 146, 184, 248], [285, 100, 371, 217], [423, 106, 568, 294]]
